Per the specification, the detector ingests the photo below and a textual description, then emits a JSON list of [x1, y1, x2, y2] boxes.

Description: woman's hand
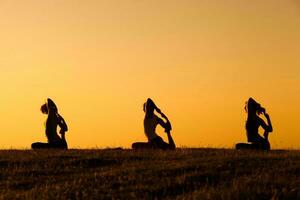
[[59, 129, 66, 135], [164, 120, 172, 133], [264, 112, 270, 119]]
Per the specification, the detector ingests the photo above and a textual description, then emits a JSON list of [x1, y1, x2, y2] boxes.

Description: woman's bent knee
[[31, 142, 48, 149]]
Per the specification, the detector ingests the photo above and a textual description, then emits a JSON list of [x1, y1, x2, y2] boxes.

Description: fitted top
[[246, 118, 261, 142], [144, 114, 159, 141], [45, 113, 62, 144]]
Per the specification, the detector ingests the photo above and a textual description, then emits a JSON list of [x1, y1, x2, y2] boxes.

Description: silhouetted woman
[[236, 98, 273, 150], [132, 98, 176, 150], [31, 98, 68, 149]]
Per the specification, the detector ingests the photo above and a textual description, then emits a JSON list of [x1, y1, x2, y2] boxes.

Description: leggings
[[236, 139, 270, 150], [132, 136, 175, 150], [31, 141, 68, 149]]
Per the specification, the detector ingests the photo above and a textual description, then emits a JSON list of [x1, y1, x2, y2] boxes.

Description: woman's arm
[[47, 98, 58, 114], [258, 114, 272, 132], [157, 113, 175, 149], [264, 112, 273, 139], [57, 114, 68, 133], [146, 98, 172, 131], [157, 113, 172, 132], [259, 112, 273, 139], [263, 112, 273, 132]]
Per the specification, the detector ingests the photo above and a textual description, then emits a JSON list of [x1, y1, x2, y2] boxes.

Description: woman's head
[[245, 98, 265, 115], [143, 98, 159, 114], [144, 99, 154, 113], [40, 103, 48, 114], [41, 98, 58, 114]]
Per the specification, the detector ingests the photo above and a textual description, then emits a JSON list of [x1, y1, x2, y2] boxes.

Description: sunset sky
[[0, 0, 299, 149]]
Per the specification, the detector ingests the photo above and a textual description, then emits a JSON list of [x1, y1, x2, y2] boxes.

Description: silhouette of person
[[31, 98, 68, 149], [236, 98, 273, 150], [132, 98, 176, 150]]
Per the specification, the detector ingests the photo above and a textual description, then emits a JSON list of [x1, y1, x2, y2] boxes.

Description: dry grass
[[0, 149, 299, 200]]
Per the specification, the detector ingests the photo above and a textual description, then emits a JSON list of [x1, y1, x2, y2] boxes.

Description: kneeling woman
[[32, 98, 68, 149], [236, 98, 273, 150], [132, 98, 176, 150]]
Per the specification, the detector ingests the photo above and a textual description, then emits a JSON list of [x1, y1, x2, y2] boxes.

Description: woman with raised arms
[[132, 98, 176, 150], [31, 98, 68, 149], [236, 97, 273, 150]]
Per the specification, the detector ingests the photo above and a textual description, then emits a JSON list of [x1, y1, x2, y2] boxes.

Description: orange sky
[[0, 0, 299, 149]]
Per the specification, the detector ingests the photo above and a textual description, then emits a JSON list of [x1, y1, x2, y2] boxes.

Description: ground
[[0, 149, 299, 200]]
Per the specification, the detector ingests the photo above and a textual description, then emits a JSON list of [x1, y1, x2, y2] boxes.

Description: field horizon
[[0, 148, 299, 199]]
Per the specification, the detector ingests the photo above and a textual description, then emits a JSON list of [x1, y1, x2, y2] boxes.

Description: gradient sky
[[0, 0, 299, 149]]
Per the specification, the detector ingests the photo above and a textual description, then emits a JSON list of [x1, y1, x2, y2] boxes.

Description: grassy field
[[0, 149, 299, 200]]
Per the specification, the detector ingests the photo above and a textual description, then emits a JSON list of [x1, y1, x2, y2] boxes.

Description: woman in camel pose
[[31, 98, 68, 149], [132, 98, 176, 150]]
